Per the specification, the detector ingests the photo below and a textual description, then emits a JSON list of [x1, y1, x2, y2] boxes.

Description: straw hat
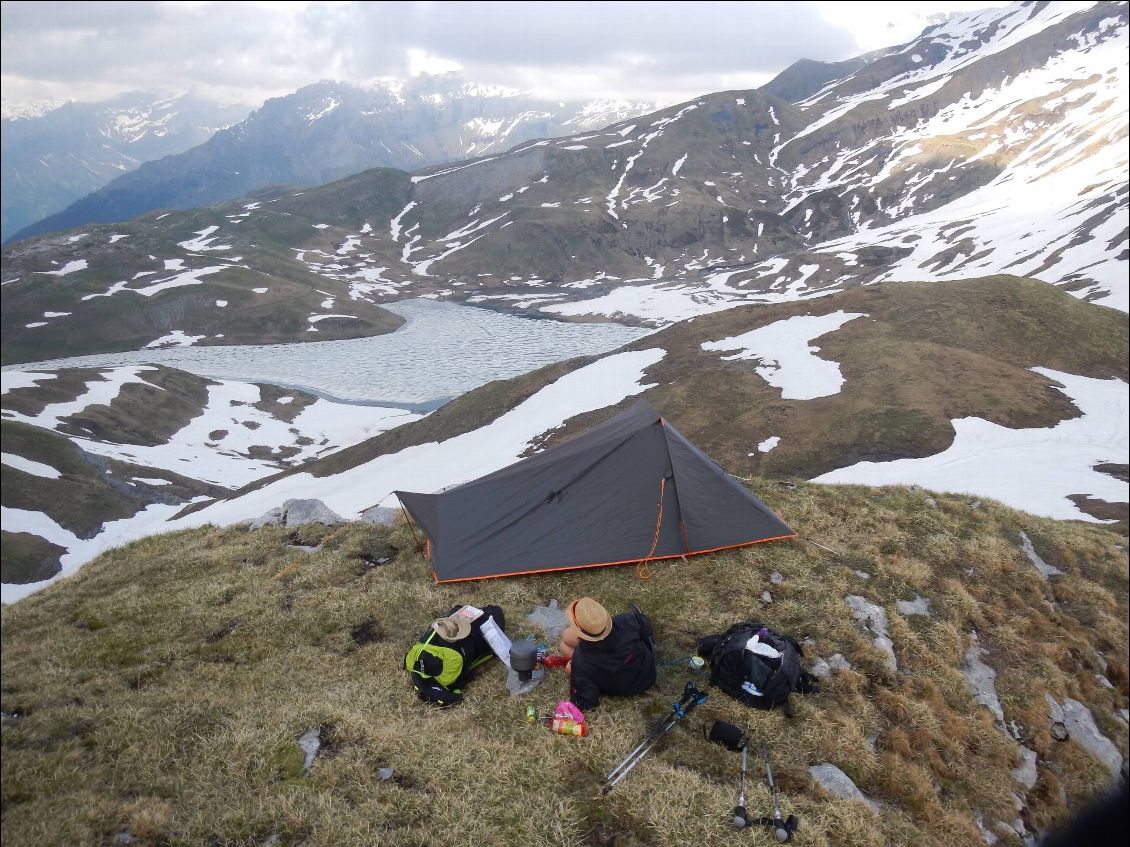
[[432, 615, 472, 641], [567, 597, 613, 642]]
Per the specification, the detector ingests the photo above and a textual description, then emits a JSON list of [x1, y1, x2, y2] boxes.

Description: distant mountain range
[[3, 1, 1124, 366], [1, 92, 248, 243], [6, 76, 654, 244]]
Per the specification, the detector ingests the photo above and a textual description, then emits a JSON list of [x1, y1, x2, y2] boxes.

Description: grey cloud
[[1, 0, 862, 107]]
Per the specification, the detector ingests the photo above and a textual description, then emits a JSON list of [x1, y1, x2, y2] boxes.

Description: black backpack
[[697, 622, 815, 710]]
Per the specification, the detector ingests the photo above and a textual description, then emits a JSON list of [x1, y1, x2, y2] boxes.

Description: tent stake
[[801, 537, 844, 559]]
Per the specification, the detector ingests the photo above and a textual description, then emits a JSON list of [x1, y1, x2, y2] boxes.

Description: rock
[[760, 591, 773, 603], [1018, 531, 1063, 578], [970, 500, 983, 510], [360, 505, 399, 526], [527, 599, 569, 642], [896, 595, 931, 617], [924, 497, 938, 509], [378, 767, 395, 781], [1118, 709, 1129, 725], [1013, 746, 1038, 790], [297, 728, 322, 773], [250, 506, 284, 529], [963, 630, 1005, 723], [808, 763, 881, 811], [975, 814, 1000, 845], [289, 544, 322, 553], [1045, 692, 1066, 724], [845, 595, 896, 673], [1055, 697, 1124, 778], [770, 571, 784, 585], [283, 499, 342, 526], [811, 653, 853, 680], [854, 569, 871, 579], [1095, 674, 1114, 690]]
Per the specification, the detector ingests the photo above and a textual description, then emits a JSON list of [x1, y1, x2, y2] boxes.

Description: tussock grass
[[2, 482, 1126, 846]]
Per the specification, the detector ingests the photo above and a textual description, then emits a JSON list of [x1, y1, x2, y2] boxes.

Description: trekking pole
[[756, 743, 799, 842], [703, 719, 750, 827], [607, 681, 704, 783], [733, 741, 749, 828], [604, 681, 708, 793]]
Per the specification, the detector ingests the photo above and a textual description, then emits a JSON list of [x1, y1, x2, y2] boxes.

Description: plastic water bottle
[[550, 718, 587, 737]]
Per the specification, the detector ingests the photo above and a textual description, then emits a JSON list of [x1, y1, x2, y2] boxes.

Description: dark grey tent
[[396, 400, 794, 583]]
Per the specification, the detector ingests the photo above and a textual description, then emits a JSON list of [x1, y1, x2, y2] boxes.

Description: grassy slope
[[2, 482, 1126, 847]]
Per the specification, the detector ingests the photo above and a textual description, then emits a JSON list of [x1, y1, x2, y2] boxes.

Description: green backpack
[[405, 629, 495, 706]]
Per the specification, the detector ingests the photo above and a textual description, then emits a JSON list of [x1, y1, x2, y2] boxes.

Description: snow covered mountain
[[5, 0, 1122, 362], [8, 77, 654, 244], [1, 92, 248, 244]]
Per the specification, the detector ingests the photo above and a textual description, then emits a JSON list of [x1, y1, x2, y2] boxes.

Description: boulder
[[896, 595, 931, 617], [360, 505, 399, 526], [1047, 694, 1124, 778], [282, 499, 342, 526], [811, 653, 853, 680], [808, 763, 880, 811], [250, 506, 284, 529]]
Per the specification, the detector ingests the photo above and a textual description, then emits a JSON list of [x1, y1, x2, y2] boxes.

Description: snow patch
[[701, 311, 866, 400]]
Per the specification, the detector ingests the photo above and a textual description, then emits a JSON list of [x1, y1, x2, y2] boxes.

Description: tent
[[396, 400, 795, 583]]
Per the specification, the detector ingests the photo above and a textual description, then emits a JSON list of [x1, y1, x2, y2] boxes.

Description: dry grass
[[2, 482, 1127, 846]]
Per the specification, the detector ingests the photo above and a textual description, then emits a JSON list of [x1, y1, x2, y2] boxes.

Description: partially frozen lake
[[5, 299, 650, 407]]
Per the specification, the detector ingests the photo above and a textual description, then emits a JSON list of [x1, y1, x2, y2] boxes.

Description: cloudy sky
[[1, 0, 1009, 110]]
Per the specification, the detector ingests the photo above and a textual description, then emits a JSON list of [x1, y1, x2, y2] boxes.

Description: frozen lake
[[5, 299, 650, 407]]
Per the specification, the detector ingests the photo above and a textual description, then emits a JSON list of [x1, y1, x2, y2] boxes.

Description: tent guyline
[[637, 476, 667, 580], [395, 400, 796, 583]]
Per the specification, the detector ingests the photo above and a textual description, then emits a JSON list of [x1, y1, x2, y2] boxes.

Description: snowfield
[[813, 368, 1129, 523]]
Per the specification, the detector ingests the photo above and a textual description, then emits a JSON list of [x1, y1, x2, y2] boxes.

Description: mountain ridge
[[3, 2, 1123, 367], [7, 77, 655, 244], [1, 92, 249, 243]]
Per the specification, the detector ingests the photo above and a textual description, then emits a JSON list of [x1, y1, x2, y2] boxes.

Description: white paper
[[480, 616, 512, 668]]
